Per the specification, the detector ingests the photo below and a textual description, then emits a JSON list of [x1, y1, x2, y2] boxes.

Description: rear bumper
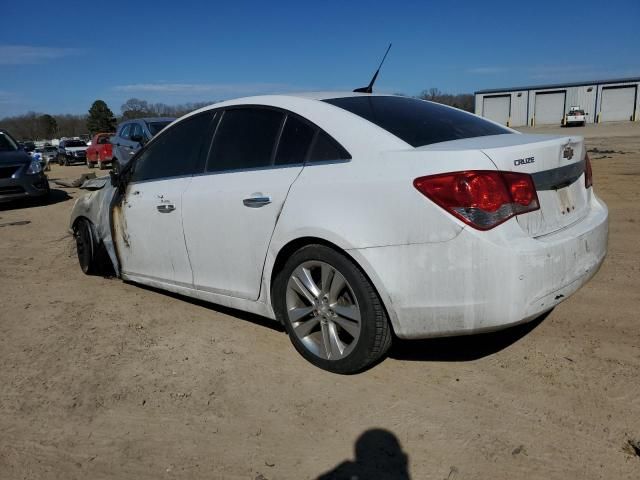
[[0, 172, 49, 203], [352, 194, 608, 339]]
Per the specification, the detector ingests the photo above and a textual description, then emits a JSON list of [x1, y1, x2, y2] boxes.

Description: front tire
[[74, 219, 99, 275], [273, 244, 392, 374]]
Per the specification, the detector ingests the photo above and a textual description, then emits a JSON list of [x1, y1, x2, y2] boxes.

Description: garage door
[[483, 96, 511, 125], [534, 91, 565, 125], [600, 86, 636, 122]]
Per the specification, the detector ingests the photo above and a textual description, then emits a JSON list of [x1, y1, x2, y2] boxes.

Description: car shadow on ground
[[0, 188, 72, 212], [129, 282, 285, 333], [127, 281, 549, 361], [388, 311, 550, 362]]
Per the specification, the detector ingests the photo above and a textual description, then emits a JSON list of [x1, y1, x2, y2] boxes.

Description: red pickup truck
[[86, 133, 114, 169]]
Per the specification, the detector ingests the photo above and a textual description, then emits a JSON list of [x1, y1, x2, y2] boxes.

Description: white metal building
[[474, 77, 640, 127]]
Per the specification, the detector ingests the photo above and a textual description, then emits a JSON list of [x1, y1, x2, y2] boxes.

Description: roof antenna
[[354, 43, 392, 94]]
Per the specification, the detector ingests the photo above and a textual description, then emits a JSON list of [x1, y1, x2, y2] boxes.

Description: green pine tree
[[86, 100, 116, 134]]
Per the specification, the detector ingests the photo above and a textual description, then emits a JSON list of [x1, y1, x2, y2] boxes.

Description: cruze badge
[[514, 156, 535, 166], [563, 146, 574, 160]]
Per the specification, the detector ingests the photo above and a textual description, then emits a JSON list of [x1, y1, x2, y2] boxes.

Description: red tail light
[[584, 152, 593, 188], [413, 170, 540, 230]]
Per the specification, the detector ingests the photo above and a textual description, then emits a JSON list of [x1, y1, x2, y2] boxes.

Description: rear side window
[[207, 108, 284, 172], [130, 123, 143, 139], [323, 96, 511, 147], [130, 112, 216, 182], [147, 121, 172, 136], [309, 131, 350, 162], [275, 115, 315, 165]]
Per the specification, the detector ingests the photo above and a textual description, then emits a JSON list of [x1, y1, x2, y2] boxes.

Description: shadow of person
[[317, 429, 410, 480]]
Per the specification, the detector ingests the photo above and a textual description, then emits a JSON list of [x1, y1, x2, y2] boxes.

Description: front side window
[[0, 131, 19, 152], [130, 112, 216, 183], [207, 108, 284, 172], [119, 124, 132, 139], [323, 96, 511, 147]]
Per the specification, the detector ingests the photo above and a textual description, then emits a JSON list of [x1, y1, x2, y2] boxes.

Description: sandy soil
[[1, 122, 639, 479]]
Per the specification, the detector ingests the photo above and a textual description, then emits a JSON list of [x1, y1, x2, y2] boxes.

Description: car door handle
[[243, 196, 271, 208], [156, 204, 176, 213]]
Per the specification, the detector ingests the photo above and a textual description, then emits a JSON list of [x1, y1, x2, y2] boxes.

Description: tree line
[[0, 89, 474, 141]]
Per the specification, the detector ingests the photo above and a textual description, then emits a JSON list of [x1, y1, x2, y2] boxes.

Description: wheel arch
[[266, 236, 400, 335]]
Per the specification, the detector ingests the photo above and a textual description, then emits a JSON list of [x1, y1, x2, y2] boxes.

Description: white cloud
[[0, 45, 83, 65], [112, 82, 305, 96], [467, 67, 509, 75]]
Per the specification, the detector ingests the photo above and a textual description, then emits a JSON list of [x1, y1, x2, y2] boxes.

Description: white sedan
[[70, 93, 608, 373]]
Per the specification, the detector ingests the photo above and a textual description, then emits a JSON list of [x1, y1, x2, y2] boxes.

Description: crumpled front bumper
[[0, 171, 49, 203]]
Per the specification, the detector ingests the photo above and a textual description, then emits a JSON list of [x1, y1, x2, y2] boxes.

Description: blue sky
[[1, 0, 638, 117]]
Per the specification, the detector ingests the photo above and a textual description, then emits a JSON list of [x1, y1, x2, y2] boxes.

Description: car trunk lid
[[477, 134, 589, 237]]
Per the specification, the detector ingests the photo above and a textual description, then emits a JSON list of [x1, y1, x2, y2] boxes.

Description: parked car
[[21, 140, 36, 154], [86, 133, 114, 170], [41, 145, 58, 171], [57, 138, 89, 166], [70, 93, 608, 373], [0, 129, 49, 202], [110, 118, 174, 172], [565, 107, 587, 127]]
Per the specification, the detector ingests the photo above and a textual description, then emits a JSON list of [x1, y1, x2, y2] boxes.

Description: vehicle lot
[[1, 122, 639, 479]]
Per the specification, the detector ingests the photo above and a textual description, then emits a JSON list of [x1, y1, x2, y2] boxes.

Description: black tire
[[58, 155, 64, 166], [74, 219, 99, 275], [63, 156, 70, 166], [112, 159, 120, 174], [273, 244, 392, 374], [98, 160, 105, 170], [87, 159, 94, 169]]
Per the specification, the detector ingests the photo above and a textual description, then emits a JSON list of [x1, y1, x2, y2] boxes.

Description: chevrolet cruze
[[69, 93, 608, 373]]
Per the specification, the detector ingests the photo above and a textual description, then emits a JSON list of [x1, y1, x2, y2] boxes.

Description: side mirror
[[109, 169, 119, 187]]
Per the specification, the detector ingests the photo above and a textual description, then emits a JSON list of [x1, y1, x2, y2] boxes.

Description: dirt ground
[[1, 122, 639, 480]]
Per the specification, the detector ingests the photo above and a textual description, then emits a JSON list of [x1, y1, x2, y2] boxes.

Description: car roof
[[117, 117, 176, 127]]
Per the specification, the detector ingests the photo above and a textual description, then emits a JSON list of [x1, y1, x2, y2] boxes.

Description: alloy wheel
[[286, 261, 362, 360]]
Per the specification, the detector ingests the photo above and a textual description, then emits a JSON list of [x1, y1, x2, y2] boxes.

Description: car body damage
[[68, 92, 609, 373], [70, 175, 121, 276]]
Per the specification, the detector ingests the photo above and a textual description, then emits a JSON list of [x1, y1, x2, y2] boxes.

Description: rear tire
[[273, 244, 392, 374]]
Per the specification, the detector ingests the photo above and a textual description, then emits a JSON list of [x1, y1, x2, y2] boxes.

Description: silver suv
[[110, 117, 174, 171]]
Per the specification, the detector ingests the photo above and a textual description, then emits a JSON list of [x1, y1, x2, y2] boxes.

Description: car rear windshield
[[323, 96, 511, 147], [147, 121, 171, 136], [65, 140, 86, 147], [0, 132, 19, 152]]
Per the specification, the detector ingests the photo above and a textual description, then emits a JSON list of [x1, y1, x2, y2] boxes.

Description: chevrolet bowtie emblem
[[563, 146, 574, 160]]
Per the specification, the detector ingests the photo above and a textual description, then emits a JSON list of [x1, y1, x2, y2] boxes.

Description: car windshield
[[66, 140, 86, 147], [147, 121, 171, 136], [571, 110, 585, 115], [44, 146, 57, 152], [0, 132, 19, 152], [323, 96, 511, 147]]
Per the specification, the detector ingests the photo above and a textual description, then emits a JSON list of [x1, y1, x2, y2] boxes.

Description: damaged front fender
[[69, 175, 121, 276]]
